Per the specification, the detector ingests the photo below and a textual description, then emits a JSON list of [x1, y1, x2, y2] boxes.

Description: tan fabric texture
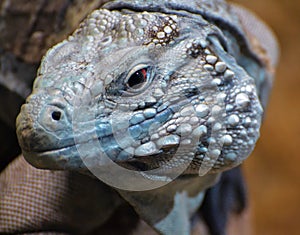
[[0, 156, 121, 234], [0, 156, 250, 234]]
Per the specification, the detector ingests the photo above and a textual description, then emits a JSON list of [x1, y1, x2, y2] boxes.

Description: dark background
[[232, 0, 300, 234]]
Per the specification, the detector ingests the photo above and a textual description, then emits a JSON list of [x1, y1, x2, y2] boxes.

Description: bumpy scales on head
[[16, 0, 268, 178]]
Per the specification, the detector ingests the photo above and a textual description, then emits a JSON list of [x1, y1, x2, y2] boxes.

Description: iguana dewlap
[[14, 0, 278, 234]]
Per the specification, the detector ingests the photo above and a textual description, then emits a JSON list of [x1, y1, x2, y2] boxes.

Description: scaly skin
[[16, 0, 278, 234]]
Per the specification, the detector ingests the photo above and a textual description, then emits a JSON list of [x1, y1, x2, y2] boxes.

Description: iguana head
[[16, 8, 263, 182]]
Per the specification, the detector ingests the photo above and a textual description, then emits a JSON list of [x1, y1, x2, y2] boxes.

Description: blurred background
[[232, 0, 300, 234]]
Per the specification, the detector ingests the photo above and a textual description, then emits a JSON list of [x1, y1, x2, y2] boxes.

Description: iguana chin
[[14, 0, 278, 234]]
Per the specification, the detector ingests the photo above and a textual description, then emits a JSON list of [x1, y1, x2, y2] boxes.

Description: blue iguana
[[2, 0, 279, 234]]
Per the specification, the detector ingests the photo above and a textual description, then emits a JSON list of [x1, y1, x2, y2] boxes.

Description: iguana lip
[[22, 148, 76, 170], [22, 140, 94, 170], [21, 131, 105, 170], [21, 132, 181, 172], [22, 143, 153, 171]]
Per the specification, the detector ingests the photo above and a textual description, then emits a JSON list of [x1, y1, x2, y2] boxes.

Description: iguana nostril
[[51, 111, 62, 121]]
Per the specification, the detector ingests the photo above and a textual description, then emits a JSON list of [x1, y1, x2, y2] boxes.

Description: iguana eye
[[106, 65, 154, 97], [125, 65, 151, 91], [127, 68, 147, 88]]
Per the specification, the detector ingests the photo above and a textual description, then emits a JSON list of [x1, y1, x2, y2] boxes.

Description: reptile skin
[[2, 0, 279, 234]]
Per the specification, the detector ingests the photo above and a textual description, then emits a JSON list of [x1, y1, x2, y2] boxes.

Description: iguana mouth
[[22, 146, 78, 170], [21, 136, 182, 172]]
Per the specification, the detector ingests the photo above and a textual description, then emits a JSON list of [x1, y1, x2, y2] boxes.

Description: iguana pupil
[[127, 68, 148, 89]]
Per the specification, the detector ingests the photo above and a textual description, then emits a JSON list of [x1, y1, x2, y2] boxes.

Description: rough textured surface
[[0, 156, 124, 234], [0, 0, 278, 234], [0, 155, 250, 235], [0, 0, 110, 63]]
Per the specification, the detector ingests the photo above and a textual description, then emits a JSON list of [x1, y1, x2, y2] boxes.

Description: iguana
[[1, 0, 278, 234]]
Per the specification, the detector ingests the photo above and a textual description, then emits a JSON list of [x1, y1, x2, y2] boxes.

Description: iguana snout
[[16, 90, 78, 169]]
